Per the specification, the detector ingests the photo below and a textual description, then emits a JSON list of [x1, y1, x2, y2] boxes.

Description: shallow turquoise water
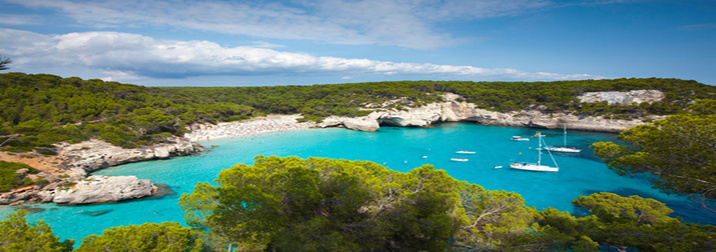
[[2, 123, 714, 245]]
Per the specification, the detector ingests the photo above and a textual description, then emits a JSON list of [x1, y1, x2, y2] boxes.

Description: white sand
[[184, 114, 315, 142]]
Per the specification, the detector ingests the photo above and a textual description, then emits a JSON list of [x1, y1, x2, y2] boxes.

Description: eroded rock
[[52, 175, 157, 205], [60, 136, 200, 172]]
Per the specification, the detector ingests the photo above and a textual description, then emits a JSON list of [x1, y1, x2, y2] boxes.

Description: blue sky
[[1, 0, 714, 86]]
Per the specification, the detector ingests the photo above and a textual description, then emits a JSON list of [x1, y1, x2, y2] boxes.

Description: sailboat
[[544, 124, 581, 153], [510, 133, 559, 172]]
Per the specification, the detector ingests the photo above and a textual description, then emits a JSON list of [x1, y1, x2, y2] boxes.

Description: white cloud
[[0, 29, 603, 82], [0, 14, 42, 25], [8, 0, 563, 49]]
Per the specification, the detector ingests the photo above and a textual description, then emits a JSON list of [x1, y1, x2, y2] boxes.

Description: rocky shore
[[0, 136, 201, 205]]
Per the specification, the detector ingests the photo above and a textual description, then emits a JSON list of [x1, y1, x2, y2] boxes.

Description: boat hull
[[510, 163, 559, 172], [544, 147, 581, 153]]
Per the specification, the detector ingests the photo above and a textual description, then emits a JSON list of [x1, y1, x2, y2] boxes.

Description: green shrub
[[0, 161, 36, 192]]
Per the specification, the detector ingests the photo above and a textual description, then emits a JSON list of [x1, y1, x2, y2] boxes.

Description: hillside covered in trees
[[2, 73, 715, 153], [0, 73, 253, 150]]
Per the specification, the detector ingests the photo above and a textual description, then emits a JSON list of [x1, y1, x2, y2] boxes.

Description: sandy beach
[[184, 114, 315, 142]]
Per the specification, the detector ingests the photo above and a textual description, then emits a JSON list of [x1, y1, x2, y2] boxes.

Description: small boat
[[420, 155, 428, 158], [455, 150, 476, 154], [511, 136, 529, 141], [544, 124, 582, 153], [493, 166, 503, 169], [510, 134, 559, 172], [543, 146, 581, 153], [450, 158, 469, 162]]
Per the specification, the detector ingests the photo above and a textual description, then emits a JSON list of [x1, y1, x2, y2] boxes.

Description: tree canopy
[[0, 73, 253, 151], [0, 210, 74, 252], [592, 99, 716, 212], [75, 222, 208, 252], [179, 156, 537, 251], [0, 55, 10, 71], [538, 192, 715, 252]]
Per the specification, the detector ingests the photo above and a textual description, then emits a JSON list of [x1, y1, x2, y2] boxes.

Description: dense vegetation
[[76, 222, 208, 252], [0, 73, 253, 150], [2, 73, 714, 153], [592, 99, 716, 213], [3, 157, 714, 251]]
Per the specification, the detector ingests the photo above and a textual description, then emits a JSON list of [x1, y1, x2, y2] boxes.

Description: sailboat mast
[[563, 123, 567, 147], [537, 133, 542, 165]]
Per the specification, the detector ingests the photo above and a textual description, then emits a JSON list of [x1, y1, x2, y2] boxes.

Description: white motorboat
[[451, 158, 469, 162], [455, 150, 476, 154], [511, 136, 529, 141], [544, 124, 582, 153], [510, 134, 559, 172], [543, 146, 581, 153]]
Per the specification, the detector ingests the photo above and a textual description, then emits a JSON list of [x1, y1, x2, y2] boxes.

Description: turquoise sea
[[2, 123, 714, 245]]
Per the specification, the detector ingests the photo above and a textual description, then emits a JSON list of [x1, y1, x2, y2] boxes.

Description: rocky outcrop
[[0, 137, 199, 205], [60, 136, 201, 172], [331, 93, 663, 133], [0, 175, 159, 205], [52, 175, 156, 205], [318, 116, 380, 132], [577, 90, 664, 105]]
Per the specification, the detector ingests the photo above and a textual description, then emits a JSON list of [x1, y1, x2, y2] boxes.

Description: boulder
[[342, 118, 380, 132], [52, 175, 157, 205], [318, 116, 379, 132]]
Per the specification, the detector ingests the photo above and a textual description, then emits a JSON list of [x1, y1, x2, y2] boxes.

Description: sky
[[0, 0, 714, 87]]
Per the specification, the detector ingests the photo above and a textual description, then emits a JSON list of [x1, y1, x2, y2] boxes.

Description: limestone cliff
[[321, 93, 663, 132]]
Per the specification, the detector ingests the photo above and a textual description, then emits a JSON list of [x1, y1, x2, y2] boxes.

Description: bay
[[2, 123, 714, 245]]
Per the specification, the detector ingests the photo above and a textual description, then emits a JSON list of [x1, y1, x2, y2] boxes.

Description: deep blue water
[[2, 123, 714, 245]]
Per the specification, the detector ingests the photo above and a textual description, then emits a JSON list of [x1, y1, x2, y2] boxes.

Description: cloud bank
[[8, 0, 557, 49], [0, 28, 602, 82]]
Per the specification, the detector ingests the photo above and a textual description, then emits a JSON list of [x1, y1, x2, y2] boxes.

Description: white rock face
[[52, 175, 156, 205], [577, 90, 665, 105], [60, 136, 199, 172], [319, 116, 380, 132], [329, 93, 662, 133]]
